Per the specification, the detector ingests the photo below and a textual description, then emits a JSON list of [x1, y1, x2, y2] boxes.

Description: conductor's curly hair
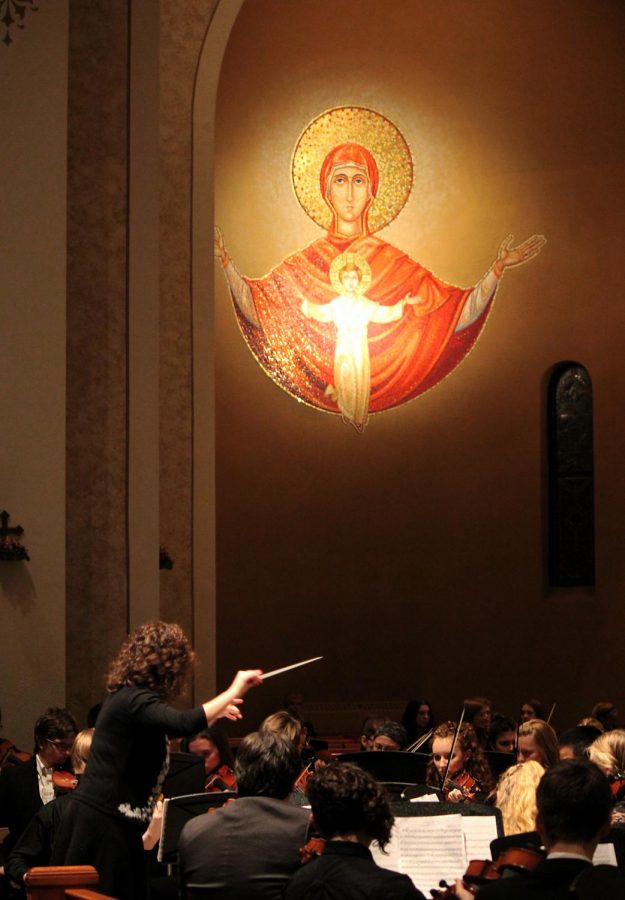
[[106, 620, 194, 700], [307, 761, 394, 850]]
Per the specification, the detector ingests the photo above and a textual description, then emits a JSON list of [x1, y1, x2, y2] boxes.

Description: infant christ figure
[[301, 254, 418, 432]]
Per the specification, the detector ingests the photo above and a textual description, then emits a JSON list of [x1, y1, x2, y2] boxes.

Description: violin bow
[[546, 701, 557, 725], [406, 729, 433, 753], [441, 708, 465, 795]]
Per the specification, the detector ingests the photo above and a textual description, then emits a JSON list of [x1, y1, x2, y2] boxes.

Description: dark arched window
[[547, 362, 595, 587]]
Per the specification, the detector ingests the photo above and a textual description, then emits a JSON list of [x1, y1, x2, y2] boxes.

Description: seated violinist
[[558, 725, 602, 761], [426, 722, 494, 803], [4, 729, 163, 890], [0, 707, 77, 857], [260, 709, 310, 796], [520, 699, 548, 723], [285, 761, 425, 900], [487, 716, 517, 755], [494, 760, 544, 836], [463, 698, 492, 749], [178, 731, 312, 898], [371, 721, 407, 752], [359, 716, 390, 751], [517, 719, 560, 769], [588, 729, 625, 822], [401, 699, 434, 749], [185, 726, 236, 791], [455, 760, 612, 899]]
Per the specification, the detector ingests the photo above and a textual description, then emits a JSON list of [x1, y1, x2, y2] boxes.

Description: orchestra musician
[[463, 698, 492, 749], [454, 760, 613, 899], [0, 707, 77, 856], [371, 721, 408, 752], [401, 698, 435, 749], [178, 731, 312, 899], [493, 760, 544, 836], [185, 726, 237, 792], [588, 729, 625, 820], [487, 715, 517, 754], [557, 725, 601, 761], [426, 721, 494, 802], [358, 715, 390, 751], [520, 699, 548, 723], [286, 761, 425, 899], [51, 620, 262, 900], [517, 719, 560, 769]]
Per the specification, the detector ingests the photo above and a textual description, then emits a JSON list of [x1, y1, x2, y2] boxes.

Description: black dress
[[51, 685, 205, 900]]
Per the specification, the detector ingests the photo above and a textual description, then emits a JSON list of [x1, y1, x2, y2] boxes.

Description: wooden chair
[[66, 891, 116, 900], [24, 865, 99, 900]]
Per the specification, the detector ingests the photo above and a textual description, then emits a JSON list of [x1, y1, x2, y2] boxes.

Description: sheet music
[[372, 814, 467, 895], [462, 815, 498, 861], [410, 793, 440, 803], [593, 843, 618, 866]]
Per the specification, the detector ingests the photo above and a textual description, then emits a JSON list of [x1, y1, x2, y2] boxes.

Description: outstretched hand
[[230, 669, 264, 698], [494, 233, 546, 276], [214, 226, 226, 262]]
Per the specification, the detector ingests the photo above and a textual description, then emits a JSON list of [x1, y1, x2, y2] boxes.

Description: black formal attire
[[0, 758, 42, 856], [4, 792, 72, 885], [475, 856, 592, 899], [52, 686, 205, 900], [285, 841, 424, 900], [178, 795, 312, 899]]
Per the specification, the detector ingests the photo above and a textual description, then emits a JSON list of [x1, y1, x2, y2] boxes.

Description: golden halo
[[292, 106, 413, 233], [329, 252, 372, 295]]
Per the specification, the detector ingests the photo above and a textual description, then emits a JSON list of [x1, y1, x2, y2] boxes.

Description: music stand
[[158, 791, 235, 863], [337, 751, 430, 796], [484, 749, 516, 779], [162, 752, 206, 799]]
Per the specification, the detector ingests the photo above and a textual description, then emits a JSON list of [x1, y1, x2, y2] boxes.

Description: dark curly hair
[[426, 720, 494, 793], [106, 620, 194, 700], [307, 762, 394, 850]]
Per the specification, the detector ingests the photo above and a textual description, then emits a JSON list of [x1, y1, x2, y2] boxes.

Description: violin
[[442, 770, 479, 803], [431, 845, 545, 897], [204, 764, 237, 793], [609, 772, 625, 802], [52, 770, 79, 792], [0, 739, 31, 770], [299, 836, 326, 864], [294, 750, 332, 794]]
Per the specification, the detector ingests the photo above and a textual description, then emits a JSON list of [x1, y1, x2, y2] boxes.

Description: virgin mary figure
[[215, 107, 544, 429]]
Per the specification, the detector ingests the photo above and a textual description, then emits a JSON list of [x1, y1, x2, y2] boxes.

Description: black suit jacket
[[0, 757, 42, 851], [476, 857, 592, 899], [178, 795, 311, 900], [285, 840, 425, 900]]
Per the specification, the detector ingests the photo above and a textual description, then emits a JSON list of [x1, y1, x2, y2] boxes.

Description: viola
[[205, 764, 237, 793], [52, 770, 79, 792], [431, 845, 545, 897]]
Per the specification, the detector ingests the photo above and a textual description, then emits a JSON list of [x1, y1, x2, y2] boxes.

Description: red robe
[[236, 231, 492, 416]]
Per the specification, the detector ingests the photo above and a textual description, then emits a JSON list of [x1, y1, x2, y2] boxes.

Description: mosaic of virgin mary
[[215, 107, 545, 432]]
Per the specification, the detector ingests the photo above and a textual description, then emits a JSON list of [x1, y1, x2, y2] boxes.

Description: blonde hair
[[579, 717, 605, 733], [518, 718, 560, 769], [71, 728, 94, 775], [496, 760, 544, 835], [259, 710, 303, 747], [588, 729, 625, 777]]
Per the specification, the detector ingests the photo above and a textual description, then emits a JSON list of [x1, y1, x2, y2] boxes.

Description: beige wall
[[0, 3, 69, 748], [3, 0, 625, 746], [208, 0, 625, 732]]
